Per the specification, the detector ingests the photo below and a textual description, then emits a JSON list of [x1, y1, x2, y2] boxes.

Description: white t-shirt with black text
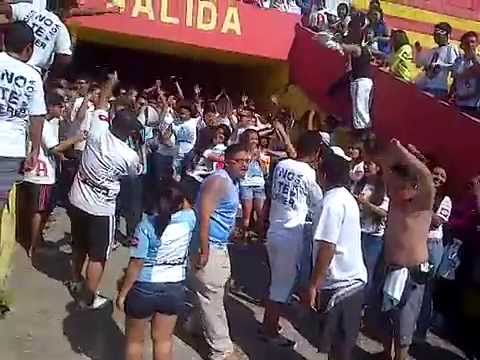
[[11, 3, 72, 71], [69, 110, 140, 216], [313, 187, 367, 290], [267, 159, 323, 241], [23, 117, 59, 185], [0, 52, 46, 157]]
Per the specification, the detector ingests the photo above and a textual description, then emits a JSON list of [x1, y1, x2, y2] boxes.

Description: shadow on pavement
[[229, 243, 270, 302], [63, 301, 125, 360], [227, 295, 307, 360], [410, 342, 466, 360], [32, 238, 72, 283]]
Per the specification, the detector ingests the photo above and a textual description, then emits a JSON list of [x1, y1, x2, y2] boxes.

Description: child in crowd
[[22, 93, 86, 258]]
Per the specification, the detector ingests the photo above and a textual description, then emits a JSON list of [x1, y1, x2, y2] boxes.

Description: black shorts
[[22, 182, 54, 212], [69, 205, 115, 262], [125, 281, 186, 319], [317, 288, 364, 360]]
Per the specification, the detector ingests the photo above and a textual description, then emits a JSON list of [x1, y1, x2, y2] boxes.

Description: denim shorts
[[125, 281, 186, 319], [239, 185, 266, 200]]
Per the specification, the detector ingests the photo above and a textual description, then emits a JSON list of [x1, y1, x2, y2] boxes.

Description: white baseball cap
[[330, 146, 351, 161]]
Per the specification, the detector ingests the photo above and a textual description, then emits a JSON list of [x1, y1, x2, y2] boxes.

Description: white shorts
[[266, 235, 304, 303], [350, 77, 374, 130]]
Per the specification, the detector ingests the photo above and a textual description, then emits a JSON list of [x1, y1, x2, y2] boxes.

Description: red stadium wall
[[69, 0, 299, 61], [289, 25, 480, 194]]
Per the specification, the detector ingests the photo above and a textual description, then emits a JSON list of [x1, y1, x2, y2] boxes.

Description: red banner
[[70, 0, 299, 60], [289, 25, 480, 194]]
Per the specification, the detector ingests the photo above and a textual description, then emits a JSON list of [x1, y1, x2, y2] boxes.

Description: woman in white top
[[239, 129, 267, 241], [416, 165, 452, 339], [348, 144, 365, 188], [353, 160, 389, 303], [182, 125, 230, 204]]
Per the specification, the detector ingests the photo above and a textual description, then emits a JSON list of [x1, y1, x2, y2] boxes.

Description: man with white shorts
[[261, 132, 324, 347], [340, 13, 374, 136], [68, 73, 141, 310]]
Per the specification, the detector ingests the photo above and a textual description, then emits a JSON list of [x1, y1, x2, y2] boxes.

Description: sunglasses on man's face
[[434, 29, 448, 36]]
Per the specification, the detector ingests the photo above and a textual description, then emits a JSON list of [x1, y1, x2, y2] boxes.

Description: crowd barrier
[[289, 25, 480, 195]]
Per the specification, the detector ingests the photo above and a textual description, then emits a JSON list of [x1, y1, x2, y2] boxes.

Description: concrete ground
[[0, 207, 468, 360]]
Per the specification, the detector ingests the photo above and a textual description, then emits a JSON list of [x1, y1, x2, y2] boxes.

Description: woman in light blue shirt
[[116, 180, 196, 360], [239, 129, 266, 241]]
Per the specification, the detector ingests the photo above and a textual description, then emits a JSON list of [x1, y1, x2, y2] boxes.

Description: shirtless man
[[379, 139, 435, 360]]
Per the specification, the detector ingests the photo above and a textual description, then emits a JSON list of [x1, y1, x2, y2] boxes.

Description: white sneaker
[[83, 294, 110, 310]]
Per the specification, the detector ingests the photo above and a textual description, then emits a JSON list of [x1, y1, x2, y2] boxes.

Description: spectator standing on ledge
[[449, 31, 480, 117], [0, 22, 46, 210], [415, 22, 459, 98], [340, 13, 374, 139]]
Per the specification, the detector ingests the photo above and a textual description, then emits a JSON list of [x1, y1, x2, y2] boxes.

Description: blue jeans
[[417, 238, 444, 337], [361, 233, 384, 304]]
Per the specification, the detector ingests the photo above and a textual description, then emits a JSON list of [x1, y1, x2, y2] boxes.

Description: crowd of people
[[0, 1, 479, 360], [296, 0, 480, 121]]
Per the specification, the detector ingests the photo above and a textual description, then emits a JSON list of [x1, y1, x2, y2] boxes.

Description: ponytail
[[154, 180, 186, 239]]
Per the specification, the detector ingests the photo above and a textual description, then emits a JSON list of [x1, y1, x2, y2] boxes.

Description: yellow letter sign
[[160, 0, 180, 25], [132, 0, 154, 20], [221, 6, 241, 35], [197, 0, 217, 31]]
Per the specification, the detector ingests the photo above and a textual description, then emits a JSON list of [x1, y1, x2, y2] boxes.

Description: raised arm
[[273, 120, 297, 158], [52, 132, 87, 154], [97, 72, 118, 111], [174, 79, 184, 100], [390, 139, 434, 205]]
